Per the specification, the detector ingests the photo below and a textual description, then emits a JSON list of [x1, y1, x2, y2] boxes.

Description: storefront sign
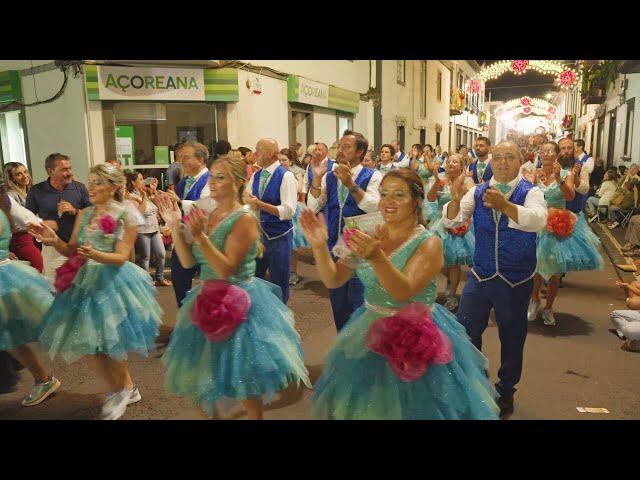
[[85, 65, 239, 102], [0, 71, 22, 104], [287, 75, 359, 113]]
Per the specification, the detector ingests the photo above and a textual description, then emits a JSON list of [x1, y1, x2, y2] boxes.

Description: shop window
[[455, 127, 462, 149], [397, 125, 405, 151], [625, 98, 635, 157], [435, 131, 441, 147], [105, 101, 223, 186], [0, 109, 29, 168], [289, 104, 314, 150], [337, 115, 353, 139], [420, 128, 426, 146]]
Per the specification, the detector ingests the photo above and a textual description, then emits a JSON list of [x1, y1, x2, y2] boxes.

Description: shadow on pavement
[[0, 391, 101, 420], [303, 280, 329, 297], [527, 312, 595, 337]]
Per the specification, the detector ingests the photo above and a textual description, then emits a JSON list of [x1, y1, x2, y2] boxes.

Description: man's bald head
[[491, 141, 523, 183], [255, 138, 280, 167]]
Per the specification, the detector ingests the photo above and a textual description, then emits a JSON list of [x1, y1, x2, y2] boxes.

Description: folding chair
[[619, 184, 640, 229]]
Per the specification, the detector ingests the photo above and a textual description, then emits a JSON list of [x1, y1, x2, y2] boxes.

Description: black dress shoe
[[496, 395, 514, 418]]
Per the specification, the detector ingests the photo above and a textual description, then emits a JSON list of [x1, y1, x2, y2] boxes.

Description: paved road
[[2, 246, 639, 420]]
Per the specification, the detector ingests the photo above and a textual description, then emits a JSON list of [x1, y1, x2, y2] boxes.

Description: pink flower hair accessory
[[54, 252, 86, 293], [98, 214, 117, 235], [365, 303, 453, 382], [191, 279, 251, 342]]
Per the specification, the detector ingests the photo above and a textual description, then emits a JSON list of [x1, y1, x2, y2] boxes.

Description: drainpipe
[[374, 60, 382, 152]]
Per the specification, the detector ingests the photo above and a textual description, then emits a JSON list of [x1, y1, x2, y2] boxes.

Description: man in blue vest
[[247, 138, 298, 304], [468, 136, 493, 184], [562, 137, 591, 213], [167, 141, 212, 306], [307, 130, 383, 332], [391, 139, 410, 168], [443, 141, 548, 417]]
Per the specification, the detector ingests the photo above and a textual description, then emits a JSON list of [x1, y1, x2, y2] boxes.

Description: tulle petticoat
[[38, 261, 162, 363], [162, 276, 311, 416], [312, 302, 499, 420], [0, 260, 54, 350], [536, 212, 603, 280]]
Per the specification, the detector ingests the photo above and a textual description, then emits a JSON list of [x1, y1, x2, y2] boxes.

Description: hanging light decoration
[[468, 78, 482, 94], [521, 96, 531, 106], [500, 97, 558, 117], [511, 60, 529, 75], [475, 60, 578, 90], [523, 106, 532, 114]]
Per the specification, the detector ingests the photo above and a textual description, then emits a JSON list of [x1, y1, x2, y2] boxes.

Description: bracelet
[[311, 184, 321, 192]]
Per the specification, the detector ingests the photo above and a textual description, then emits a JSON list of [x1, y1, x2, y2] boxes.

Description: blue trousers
[[329, 276, 365, 332], [255, 231, 293, 304], [456, 273, 533, 398], [170, 251, 199, 307]]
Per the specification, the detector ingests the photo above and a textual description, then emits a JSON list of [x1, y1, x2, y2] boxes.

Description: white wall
[[239, 60, 370, 94], [381, 61, 417, 150], [226, 69, 289, 150], [425, 61, 451, 150], [20, 67, 91, 184], [353, 100, 374, 146]]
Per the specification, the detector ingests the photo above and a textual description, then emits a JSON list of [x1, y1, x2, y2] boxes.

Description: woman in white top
[[586, 168, 619, 221], [2, 162, 44, 272], [125, 172, 171, 286]]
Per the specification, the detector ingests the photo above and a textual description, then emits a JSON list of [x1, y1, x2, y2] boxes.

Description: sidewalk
[[590, 220, 637, 284]]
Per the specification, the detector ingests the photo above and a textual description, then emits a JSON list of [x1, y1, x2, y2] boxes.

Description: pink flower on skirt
[[365, 303, 453, 382], [54, 252, 86, 293], [98, 215, 117, 235], [191, 280, 251, 342]]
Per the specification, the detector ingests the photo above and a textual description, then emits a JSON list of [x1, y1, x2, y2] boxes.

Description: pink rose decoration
[[342, 227, 359, 248], [54, 252, 86, 293], [191, 280, 251, 342], [366, 303, 453, 382], [98, 215, 117, 235]]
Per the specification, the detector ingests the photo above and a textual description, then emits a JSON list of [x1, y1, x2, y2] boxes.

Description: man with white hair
[[444, 140, 548, 418], [247, 138, 298, 303]]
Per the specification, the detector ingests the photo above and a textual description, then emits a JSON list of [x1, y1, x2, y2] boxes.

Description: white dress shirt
[[181, 166, 211, 215], [303, 157, 328, 194], [442, 175, 548, 233], [248, 161, 297, 221], [577, 152, 594, 175], [8, 195, 43, 231], [393, 151, 411, 169], [306, 162, 383, 215]]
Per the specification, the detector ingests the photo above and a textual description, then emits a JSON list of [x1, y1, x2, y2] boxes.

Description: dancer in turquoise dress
[[33, 164, 162, 420], [159, 155, 311, 420], [0, 187, 60, 407], [527, 141, 603, 326], [425, 154, 476, 311], [300, 169, 498, 420]]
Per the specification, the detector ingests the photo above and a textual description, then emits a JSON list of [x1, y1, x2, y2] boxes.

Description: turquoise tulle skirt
[[0, 260, 54, 351], [162, 276, 311, 415], [38, 261, 163, 363], [292, 202, 309, 250], [429, 218, 475, 267], [312, 302, 500, 420], [536, 212, 603, 280], [423, 199, 441, 226]]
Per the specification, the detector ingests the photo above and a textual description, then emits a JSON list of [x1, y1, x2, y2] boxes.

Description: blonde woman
[[3, 162, 43, 272], [32, 163, 163, 420]]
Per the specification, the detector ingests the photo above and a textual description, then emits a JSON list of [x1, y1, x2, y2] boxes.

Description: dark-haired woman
[[300, 169, 498, 420]]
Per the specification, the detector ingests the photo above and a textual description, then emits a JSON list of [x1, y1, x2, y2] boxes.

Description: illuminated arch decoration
[[496, 97, 557, 117], [476, 60, 578, 89]]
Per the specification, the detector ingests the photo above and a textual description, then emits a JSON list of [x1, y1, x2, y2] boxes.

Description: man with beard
[[559, 137, 591, 213], [468, 137, 493, 184], [307, 130, 383, 331]]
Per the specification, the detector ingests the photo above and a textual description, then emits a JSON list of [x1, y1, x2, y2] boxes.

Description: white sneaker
[[542, 309, 556, 326], [101, 389, 131, 420], [21, 376, 61, 407], [527, 300, 540, 322], [444, 295, 458, 312], [128, 386, 141, 405]]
